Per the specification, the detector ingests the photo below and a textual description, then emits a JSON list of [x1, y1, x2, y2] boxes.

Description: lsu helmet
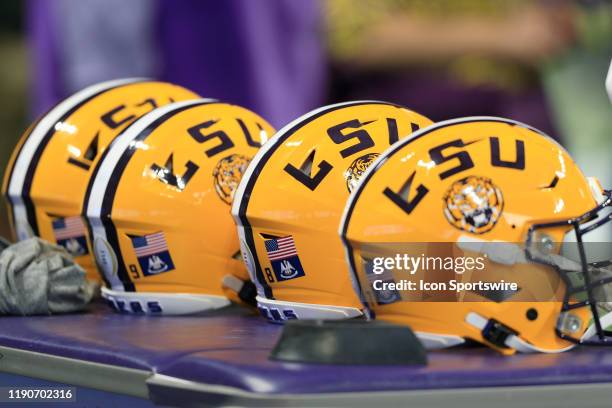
[[232, 101, 433, 322], [2, 79, 200, 283], [84, 99, 274, 315], [340, 117, 612, 355]]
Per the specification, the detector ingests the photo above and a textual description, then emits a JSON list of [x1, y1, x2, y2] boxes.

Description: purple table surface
[[2, 302, 612, 395]]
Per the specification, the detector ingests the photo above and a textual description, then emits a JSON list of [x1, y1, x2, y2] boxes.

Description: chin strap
[[222, 274, 257, 307], [465, 312, 575, 354], [466, 310, 612, 353], [419, 310, 612, 354]]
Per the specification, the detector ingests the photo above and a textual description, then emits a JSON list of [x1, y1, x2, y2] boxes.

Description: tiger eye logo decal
[[443, 176, 504, 234], [345, 153, 379, 193], [213, 154, 251, 205]]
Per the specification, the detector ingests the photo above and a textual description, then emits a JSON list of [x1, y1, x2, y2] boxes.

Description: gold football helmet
[[232, 101, 433, 322], [341, 117, 612, 354], [2, 79, 200, 283], [84, 100, 274, 314]]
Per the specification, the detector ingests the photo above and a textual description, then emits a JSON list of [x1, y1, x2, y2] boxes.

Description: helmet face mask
[[340, 116, 612, 354], [527, 190, 612, 346], [2, 79, 200, 283], [232, 101, 433, 323], [84, 100, 275, 315]]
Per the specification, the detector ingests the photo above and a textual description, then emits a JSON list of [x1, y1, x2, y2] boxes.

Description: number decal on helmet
[[67, 132, 100, 171], [383, 171, 429, 215], [283, 150, 333, 191], [150, 153, 200, 191]]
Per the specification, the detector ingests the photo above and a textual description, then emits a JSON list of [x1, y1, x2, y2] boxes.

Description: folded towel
[[0, 238, 95, 315]]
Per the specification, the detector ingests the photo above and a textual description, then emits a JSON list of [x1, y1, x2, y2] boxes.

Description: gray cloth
[[0, 238, 95, 315]]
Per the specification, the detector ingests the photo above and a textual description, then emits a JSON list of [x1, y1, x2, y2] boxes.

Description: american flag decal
[[264, 236, 305, 282], [52, 216, 87, 240], [131, 232, 175, 276], [265, 236, 298, 261], [52, 216, 89, 256], [132, 232, 169, 257]]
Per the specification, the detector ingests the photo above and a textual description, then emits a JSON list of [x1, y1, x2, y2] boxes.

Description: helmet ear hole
[[526, 308, 538, 321]]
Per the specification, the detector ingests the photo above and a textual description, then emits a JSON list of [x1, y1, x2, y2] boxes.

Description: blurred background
[[0, 0, 611, 237]]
